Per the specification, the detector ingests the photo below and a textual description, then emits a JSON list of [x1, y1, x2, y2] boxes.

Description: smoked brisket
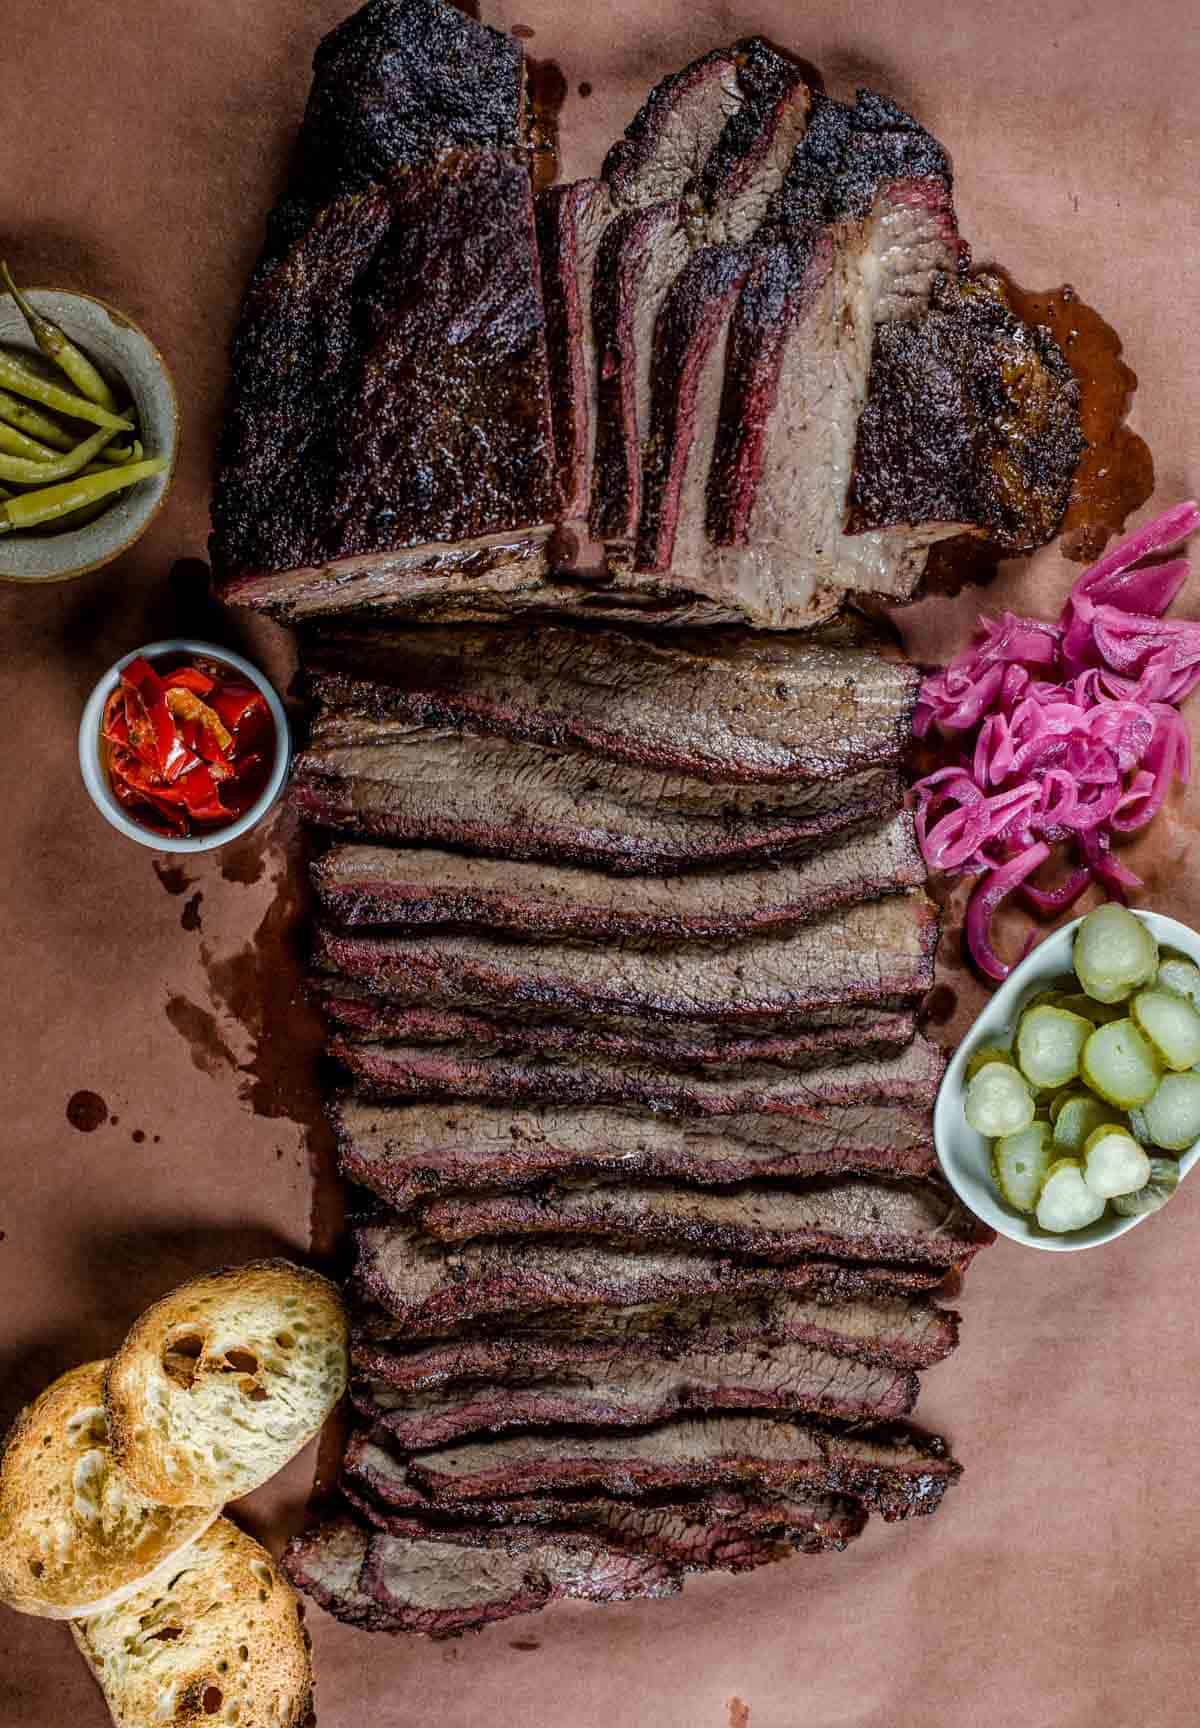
[[312, 810, 926, 940]]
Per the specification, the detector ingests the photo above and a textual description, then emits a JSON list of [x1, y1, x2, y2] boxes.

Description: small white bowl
[[0, 288, 179, 584], [78, 638, 291, 854], [935, 910, 1200, 1251]]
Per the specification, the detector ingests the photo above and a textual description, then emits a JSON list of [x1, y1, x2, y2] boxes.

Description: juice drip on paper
[[527, 58, 567, 192]]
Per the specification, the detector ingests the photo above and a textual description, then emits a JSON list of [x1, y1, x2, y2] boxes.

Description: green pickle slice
[[1080, 1019, 1162, 1109]]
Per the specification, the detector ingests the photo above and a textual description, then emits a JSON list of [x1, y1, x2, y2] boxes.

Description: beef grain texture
[[291, 727, 902, 872], [314, 891, 938, 1029], [323, 996, 918, 1073], [351, 1224, 948, 1338], [352, 1286, 959, 1382], [303, 621, 921, 784], [340, 1462, 868, 1572], [284, 1516, 679, 1635], [312, 808, 927, 940], [332, 1091, 935, 1211], [408, 1414, 961, 1521], [419, 1175, 989, 1270], [351, 1334, 918, 1446]]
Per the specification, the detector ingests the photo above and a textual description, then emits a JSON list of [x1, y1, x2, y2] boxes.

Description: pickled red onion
[[914, 502, 1200, 979]]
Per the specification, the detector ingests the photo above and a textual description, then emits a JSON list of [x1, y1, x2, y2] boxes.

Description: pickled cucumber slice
[[991, 1122, 1053, 1213], [964, 1041, 1015, 1083], [964, 1062, 1036, 1137], [1111, 1157, 1182, 1217], [1130, 988, 1200, 1071], [1035, 1159, 1108, 1233], [1080, 1019, 1162, 1108], [1016, 1005, 1092, 1089], [1081, 1125, 1152, 1199], [1139, 1072, 1200, 1151], [1156, 955, 1200, 1012], [1073, 904, 1159, 1004], [1052, 1093, 1113, 1155]]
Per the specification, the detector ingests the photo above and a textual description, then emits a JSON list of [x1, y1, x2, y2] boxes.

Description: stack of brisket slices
[[279, 617, 994, 1637], [210, 0, 1082, 632]]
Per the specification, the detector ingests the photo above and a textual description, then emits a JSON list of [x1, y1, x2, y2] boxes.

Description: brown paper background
[[2, 2, 1198, 1723]]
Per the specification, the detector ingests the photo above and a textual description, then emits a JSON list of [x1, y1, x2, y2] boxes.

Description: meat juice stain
[[526, 58, 567, 192], [164, 996, 239, 1079], [181, 891, 204, 933], [578, 80, 593, 97], [510, 1638, 541, 1651], [728, 1700, 751, 1728], [920, 272, 1153, 596], [152, 860, 192, 897], [196, 808, 344, 1264], [66, 1091, 108, 1133]]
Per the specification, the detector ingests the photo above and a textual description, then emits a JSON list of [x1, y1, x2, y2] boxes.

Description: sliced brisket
[[353, 1288, 959, 1379], [291, 728, 902, 872], [846, 271, 1085, 550], [419, 1176, 987, 1270], [282, 1518, 403, 1632], [314, 892, 938, 1030], [312, 811, 926, 940], [335, 1088, 934, 1207], [341, 1466, 868, 1571], [323, 997, 918, 1071], [409, 1414, 961, 1521], [352, 1335, 918, 1446], [351, 1225, 948, 1339], [303, 622, 920, 784]]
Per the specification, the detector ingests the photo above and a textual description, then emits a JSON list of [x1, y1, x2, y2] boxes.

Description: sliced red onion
[[965, 843, 1052, 982], [1019, 863, 1092, 917]]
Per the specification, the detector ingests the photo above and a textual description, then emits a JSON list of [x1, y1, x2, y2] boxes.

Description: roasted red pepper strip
[[163, 666, 216, 696], [173, 763, 229, 822], [120, 656, 197, 782], [101, 688, 130, 749], [209, 683, 267, 734], [218, 751, 271, 817]]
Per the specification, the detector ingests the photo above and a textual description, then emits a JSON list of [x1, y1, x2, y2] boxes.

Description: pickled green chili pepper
[[0, 424, 120, 486], [0, 388, 132, 462], [0, 353, 130, 433], [1, 263, 118, 411], [0, 457, 166, 532], [0, 421, 55, 464]]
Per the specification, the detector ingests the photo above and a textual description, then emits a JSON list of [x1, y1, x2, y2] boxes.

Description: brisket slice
[[334, 1038, 946, 1117], [291, 728, 902, 873], [846, 272, 1085, 550], [303, 622, 920, 785], [538, 43, 754, 523], [351, 1225, 948, 1338], [537, 180, 613, 520], [409, 1415, 961, 1521], [282, 1518, 403, 1632], [335, 1096, 933, 1205], [341, 1470, 868, 1572], [362, 1525, 680, 1634], [353, 1289, 958, 1380], [314, 892, 938, 1030], [312, 811, 926, 940], [333, 1095, 935, 1212], [351, 1337, 918, 1447], [323, 998, 918, 1072], [419, 1176, 988, 1270]]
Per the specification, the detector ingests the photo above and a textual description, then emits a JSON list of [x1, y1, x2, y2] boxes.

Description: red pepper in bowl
[[101, 653, 275, 838]]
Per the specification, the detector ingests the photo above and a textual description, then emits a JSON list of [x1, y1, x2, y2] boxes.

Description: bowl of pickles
[[934, 905, 1200, 1250], [0, 265, 177, 584]]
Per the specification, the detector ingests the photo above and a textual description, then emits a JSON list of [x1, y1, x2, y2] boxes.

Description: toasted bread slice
[[104, 1260, 347, 1507], [0, 1361, 217, 1619], [72, 1517, 314, 1728]]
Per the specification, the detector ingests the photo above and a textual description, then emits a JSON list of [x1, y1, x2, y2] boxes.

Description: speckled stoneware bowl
[[0, 289, 178, 583], [935, 910, 1200, 1252]]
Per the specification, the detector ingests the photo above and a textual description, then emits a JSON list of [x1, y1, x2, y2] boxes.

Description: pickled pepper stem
[[1, 262, 119, 411], [0, 424, 120, 486], [0, 353, 130, 432], [0, 457, 165, 532]]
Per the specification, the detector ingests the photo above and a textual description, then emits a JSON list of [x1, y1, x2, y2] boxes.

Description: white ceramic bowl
[[935, 910, 1200, 1251], [0, 289, 178, 583], [78, 638, 291, 854]]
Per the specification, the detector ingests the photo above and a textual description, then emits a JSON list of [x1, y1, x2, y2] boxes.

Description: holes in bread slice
[[222, 1350, 259, 1376], [162, 1331, 205, 1389], [202, 1685, 223, 1714]]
